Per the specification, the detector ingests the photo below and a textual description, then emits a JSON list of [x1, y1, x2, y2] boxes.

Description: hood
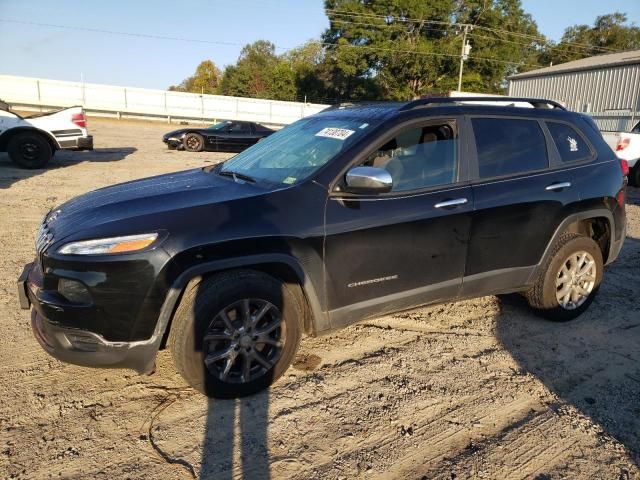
[[163, 128, 191, 138], [44, 168, 271, 243]]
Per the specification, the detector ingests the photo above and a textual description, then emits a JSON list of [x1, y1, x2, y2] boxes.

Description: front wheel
[[169, 270, 302, 398], [7, 132, 52, 168], [526, 233, 603, 321], [183, 133, 204, 152]]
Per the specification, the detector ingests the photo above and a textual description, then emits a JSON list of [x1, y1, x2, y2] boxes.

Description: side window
[[359, 122, 458, 192], [546, 122, 592, 163], [229, 122, 250, 133], [472, 118, 548, 179]]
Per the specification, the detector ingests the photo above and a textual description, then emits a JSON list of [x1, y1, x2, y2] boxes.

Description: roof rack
[[400, 96, 567, 111]]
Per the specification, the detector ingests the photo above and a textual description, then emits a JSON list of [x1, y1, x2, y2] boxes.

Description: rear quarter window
[[471, 118, 548, 179], [546, 122, 592, 163]]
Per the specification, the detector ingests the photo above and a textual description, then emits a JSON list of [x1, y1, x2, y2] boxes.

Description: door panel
[[324, 186, 472, 327], [462, 116, 580, 297]]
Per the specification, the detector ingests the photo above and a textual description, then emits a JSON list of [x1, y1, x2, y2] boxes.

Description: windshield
[[632, 122, 640, 134], [219, 116, 376, 185], [209, 121, 230, 130]]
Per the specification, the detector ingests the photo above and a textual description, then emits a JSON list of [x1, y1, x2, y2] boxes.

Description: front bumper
[[19, 262, 158, 374], [163, 137, 183, 149]]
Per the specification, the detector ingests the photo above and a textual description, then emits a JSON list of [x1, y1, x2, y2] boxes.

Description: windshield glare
[[219, 117, 375, 185]]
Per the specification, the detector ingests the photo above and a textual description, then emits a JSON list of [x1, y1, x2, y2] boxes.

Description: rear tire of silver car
[[7, 132, 52, 169], [169, 270, 302, 398], [183, 133, 204, 152], [526, 233, 603, 322]]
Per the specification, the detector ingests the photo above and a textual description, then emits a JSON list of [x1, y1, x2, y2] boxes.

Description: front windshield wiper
[[218, 170, 256, 183]]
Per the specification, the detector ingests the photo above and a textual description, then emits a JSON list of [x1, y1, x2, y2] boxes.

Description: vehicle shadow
[[495, 235, 640, 465], [0, 147, 137, 189]]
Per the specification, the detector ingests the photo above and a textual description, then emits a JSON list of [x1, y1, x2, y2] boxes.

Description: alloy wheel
[[203, 298, 285, 384], [555, 250, 597, 310]]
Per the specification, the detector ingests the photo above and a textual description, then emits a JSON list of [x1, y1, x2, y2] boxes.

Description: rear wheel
[[526, 233, 603, 321], [7, 132, 52, 169], [183, 133, 204, 152], [169, 270, 302, 398]]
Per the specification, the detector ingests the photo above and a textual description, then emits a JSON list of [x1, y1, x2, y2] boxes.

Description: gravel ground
[[0, 117, 639, 479]]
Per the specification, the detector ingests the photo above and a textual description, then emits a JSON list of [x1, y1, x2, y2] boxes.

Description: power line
[[326, 9, 622, 54], [1, 18, 539, 68], [0, 19, 255, 49]]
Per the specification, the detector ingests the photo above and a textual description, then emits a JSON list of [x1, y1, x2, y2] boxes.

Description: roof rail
[[400, 96, 567, 111]]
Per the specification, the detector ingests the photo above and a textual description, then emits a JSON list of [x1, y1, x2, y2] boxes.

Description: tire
[[7, 132, 52, 169], [169, 270, 302, 398], [526, 233, 603, 322], [183, 133, 204, 152]]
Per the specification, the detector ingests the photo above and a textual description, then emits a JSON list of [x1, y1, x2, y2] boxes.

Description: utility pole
[[457, 25, 472, 92]]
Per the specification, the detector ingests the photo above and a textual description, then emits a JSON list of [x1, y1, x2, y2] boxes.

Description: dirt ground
[[1, 117, 639, 480]]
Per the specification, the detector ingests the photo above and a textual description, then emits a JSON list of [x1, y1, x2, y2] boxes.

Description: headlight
[[58, 233, 159, 255]]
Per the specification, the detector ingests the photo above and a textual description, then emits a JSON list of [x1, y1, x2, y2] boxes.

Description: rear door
[[323, 117, 473, 328], [461, 115, 581, 296]]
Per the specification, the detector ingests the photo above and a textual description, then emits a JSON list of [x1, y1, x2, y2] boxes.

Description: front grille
[[35, 220, 54, 256]]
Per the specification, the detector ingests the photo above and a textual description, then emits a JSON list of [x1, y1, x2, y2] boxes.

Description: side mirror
[[344, 166, 393, 194]]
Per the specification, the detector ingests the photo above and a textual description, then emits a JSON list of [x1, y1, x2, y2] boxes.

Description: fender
[[151, 253, 328, 351], [0, 125, 60, 150], [529, 208, 617, 283]]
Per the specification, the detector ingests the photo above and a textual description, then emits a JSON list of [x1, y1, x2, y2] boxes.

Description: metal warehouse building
[[508, 50, 640, 131]]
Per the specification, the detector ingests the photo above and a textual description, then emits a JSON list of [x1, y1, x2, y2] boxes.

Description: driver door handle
[[546, 181, 572, 191], [434, 198, 468, 209]]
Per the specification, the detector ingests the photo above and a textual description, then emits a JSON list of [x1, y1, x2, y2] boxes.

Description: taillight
[[616, 138, 630, 151], [620, 159, 629, 176], [72, 112, 86, 128]]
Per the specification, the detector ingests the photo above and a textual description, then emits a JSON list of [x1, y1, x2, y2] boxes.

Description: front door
[[323, 119, 473, 328]]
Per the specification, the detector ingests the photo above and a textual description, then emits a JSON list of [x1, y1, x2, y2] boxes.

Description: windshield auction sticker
[[315, 127, 355, 140]]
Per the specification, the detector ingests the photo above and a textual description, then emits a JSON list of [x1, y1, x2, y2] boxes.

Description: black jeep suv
[[18, 97, 626, 398]]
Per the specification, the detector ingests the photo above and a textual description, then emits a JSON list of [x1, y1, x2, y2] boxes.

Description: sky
[[0, 0, 638, 90]]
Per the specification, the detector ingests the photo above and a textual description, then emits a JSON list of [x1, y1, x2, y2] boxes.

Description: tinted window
[[359, 122, 458, 192], [632, 122, 640, 134], [547, 122, 591, 162], [472, 118, 548, 178], [229, 122, 251, 133]]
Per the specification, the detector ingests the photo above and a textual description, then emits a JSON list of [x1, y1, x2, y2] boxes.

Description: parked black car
[[19, 97, 626, 398], [162, 120, 274, 153]]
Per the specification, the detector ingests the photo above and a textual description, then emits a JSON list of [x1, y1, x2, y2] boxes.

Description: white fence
[[0, 74, 329, 125]]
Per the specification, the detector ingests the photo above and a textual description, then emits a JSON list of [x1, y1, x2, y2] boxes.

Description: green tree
[[219, 40, 298, 101], [322, 0, 544, 99], [168, 60, 221, 94], [540, 13, 640, 66], [284, 41, 332, 103]]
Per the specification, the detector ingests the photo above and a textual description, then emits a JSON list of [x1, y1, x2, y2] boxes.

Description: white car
[[602, 121, 640, 186], [0, 103, 93, 168]]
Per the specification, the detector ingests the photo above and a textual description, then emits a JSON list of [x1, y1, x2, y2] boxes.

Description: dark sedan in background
[[162, 120, 275, 153]]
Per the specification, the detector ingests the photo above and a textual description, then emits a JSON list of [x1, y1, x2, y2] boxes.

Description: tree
[[539, 13, 640, 66], [284, 41, 332, 103], [321, 0, 544, 99], [168, 60, 221, 94], [219, 40, 298, 101]]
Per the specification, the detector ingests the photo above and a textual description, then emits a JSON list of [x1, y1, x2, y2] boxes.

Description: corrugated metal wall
[[508, 63, 640, 131]]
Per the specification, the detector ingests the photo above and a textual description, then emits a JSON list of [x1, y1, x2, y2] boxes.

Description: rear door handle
[[434, 198, 468, 209], [545, 181, 572, 191]]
